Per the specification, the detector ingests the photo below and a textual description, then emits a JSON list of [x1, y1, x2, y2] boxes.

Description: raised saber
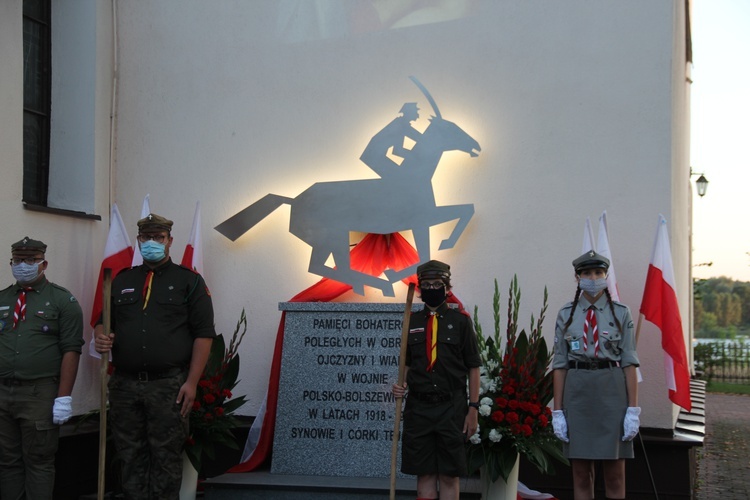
[[409, 76, 442, 118]]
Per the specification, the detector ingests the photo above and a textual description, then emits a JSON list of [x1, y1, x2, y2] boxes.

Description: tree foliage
[[694, 277, 750, 338]]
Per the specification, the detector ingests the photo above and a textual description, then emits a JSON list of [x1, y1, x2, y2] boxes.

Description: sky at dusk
[[690, 1, 750, 282]]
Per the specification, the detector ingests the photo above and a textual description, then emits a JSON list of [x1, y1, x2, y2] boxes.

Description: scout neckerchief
[[583, 305, 599, 358], [425, 311, 438, 371], [13, 287, 33, 328], [142, 270, 154, 309]]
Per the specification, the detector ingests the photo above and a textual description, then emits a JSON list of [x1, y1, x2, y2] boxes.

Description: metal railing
[[694, 340, 750, 383]]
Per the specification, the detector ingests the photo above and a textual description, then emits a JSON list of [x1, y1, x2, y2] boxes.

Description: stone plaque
[[271, 302, 415, 477]]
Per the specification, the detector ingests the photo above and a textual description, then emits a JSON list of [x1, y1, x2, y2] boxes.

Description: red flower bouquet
[[185, 310, 248, 472], [466, 277, 567, 482]]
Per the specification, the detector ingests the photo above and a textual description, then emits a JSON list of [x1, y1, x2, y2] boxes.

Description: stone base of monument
[[201, 302, 483, 498], [201, 469, 481, 499]]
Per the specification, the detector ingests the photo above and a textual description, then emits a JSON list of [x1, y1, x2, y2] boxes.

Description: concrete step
[[202, 470, 482, 499]]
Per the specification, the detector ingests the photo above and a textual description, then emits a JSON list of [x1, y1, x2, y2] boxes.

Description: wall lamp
[[690, 168, 709, 197]]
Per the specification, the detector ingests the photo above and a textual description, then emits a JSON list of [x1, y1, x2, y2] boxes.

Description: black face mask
[[420, 287, 446, 308]]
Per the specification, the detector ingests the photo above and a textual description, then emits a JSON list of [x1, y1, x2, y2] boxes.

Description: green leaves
[[467, 277, 567, 482], [187, 309, 249, 472]]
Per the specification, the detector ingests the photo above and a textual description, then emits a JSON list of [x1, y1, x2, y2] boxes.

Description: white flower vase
[[480, 454, 519, 500], [179, 451, 199, 500]]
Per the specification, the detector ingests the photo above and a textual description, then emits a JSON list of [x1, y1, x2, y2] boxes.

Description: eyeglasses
[[137, 233, 168, 243], [10, 257, 44, 265], [420, 281, 445, 290]]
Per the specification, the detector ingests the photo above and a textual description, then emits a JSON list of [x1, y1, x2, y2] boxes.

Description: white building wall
[[0, 0, 114, 412], [1, 0, 692, 431]]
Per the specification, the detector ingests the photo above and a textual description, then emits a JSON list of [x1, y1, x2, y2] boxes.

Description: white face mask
[[12, 261, 43, 284], [579, 278, 608, 295]]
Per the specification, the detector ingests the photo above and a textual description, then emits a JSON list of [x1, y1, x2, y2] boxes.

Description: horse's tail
[[214, 193, 294, 241]]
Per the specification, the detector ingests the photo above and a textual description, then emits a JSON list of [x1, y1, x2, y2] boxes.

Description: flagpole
[[390, 283, 415, 500], [98, 269, 112, 500], [635, 312, 644, 346]]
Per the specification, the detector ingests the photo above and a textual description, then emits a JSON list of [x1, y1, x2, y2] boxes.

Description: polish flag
[[131, 194, 151, 266], [181, 202, 204, 275], [88, 204, 134, 357], [597, 211, 620, 301], [639, 215, 692, 411], [581, 216, 596, 253]]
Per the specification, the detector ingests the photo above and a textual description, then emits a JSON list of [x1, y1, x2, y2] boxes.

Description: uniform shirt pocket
[[600, 330, 623, 356], [31, 310, 59, 335], [566, 333, 584, 353]]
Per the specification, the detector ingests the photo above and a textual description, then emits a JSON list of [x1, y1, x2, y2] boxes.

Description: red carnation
[[215, 407, 225, 417], [505, 411, 520, 424], [203, 393, 216, 404], [491, 411, 505, 423], [495, 397, 508, 408]]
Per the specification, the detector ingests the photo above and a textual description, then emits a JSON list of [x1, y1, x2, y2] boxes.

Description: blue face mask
[[579, 278, 608, 295], [140, 240, 166, 263], [12, 262, 43, 284]]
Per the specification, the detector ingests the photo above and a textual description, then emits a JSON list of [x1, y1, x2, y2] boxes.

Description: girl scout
[[552, 251, 640, 500]]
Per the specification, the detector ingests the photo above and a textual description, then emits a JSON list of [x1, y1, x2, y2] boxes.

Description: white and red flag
[[181, 201, 204, 275], [88, 204, 134, 357], [639, 215, 692, 411], [131, 194, 151, 267], [597, 211, 620, 301]]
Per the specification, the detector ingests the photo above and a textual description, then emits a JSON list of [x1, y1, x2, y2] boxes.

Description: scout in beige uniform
[[552, 251, 640, 500]]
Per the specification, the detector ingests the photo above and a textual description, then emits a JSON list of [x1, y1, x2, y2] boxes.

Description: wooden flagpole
[[390, 282, 415, 500], [98, 269, 112, 500]]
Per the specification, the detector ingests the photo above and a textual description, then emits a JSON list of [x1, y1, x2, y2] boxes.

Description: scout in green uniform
[[552, 251, 640, 500], [0, 237, 84, 500], [392, 260, 481, 500], [95, 213, 216, 500]]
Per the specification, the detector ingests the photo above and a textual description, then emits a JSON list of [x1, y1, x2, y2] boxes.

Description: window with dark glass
[[22, 0, 51, 206]]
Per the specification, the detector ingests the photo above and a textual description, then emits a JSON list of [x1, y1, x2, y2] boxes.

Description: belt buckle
[[590, 362, 598, 370], [137, 371, 149, 382]]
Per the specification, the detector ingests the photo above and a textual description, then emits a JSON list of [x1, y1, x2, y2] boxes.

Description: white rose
[[489, 429, 503, 443]]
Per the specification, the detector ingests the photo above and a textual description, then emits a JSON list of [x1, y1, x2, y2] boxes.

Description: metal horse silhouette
[[215, 78, 481, 297]]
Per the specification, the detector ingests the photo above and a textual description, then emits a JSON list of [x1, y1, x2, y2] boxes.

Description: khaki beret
[[11, 237, 47, 254], [137, 213, 174, 232], [573, 250, 610, 273], [417, 260, 451, 279]]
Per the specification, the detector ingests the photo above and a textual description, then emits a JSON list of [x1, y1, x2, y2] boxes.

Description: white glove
[[552, 410, 569, 443], [53, 396, 73, 425], [622, 406, 641, 441]]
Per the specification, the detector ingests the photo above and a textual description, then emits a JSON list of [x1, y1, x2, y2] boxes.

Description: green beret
[[417, 260, 451, 279], [573, 251, 610, 273], [137, 213, 173, 232], [11, 237, 47, 254]]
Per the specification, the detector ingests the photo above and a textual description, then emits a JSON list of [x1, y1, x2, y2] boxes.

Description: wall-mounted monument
[[215, 78, 481, 483], [215, 77, 480, 296]]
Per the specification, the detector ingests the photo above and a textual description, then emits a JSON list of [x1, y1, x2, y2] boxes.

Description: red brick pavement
[[694, 392, 750, 500]]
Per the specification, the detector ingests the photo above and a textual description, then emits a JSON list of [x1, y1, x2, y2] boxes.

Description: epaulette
[[178, 264, 200, 275], [49, 282, 79, 302]]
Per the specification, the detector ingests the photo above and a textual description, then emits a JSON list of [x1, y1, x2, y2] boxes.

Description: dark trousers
[[109, 372, 188, 500]]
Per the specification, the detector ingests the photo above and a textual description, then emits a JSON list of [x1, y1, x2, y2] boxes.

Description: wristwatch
[[468, 401, 480, 410]]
